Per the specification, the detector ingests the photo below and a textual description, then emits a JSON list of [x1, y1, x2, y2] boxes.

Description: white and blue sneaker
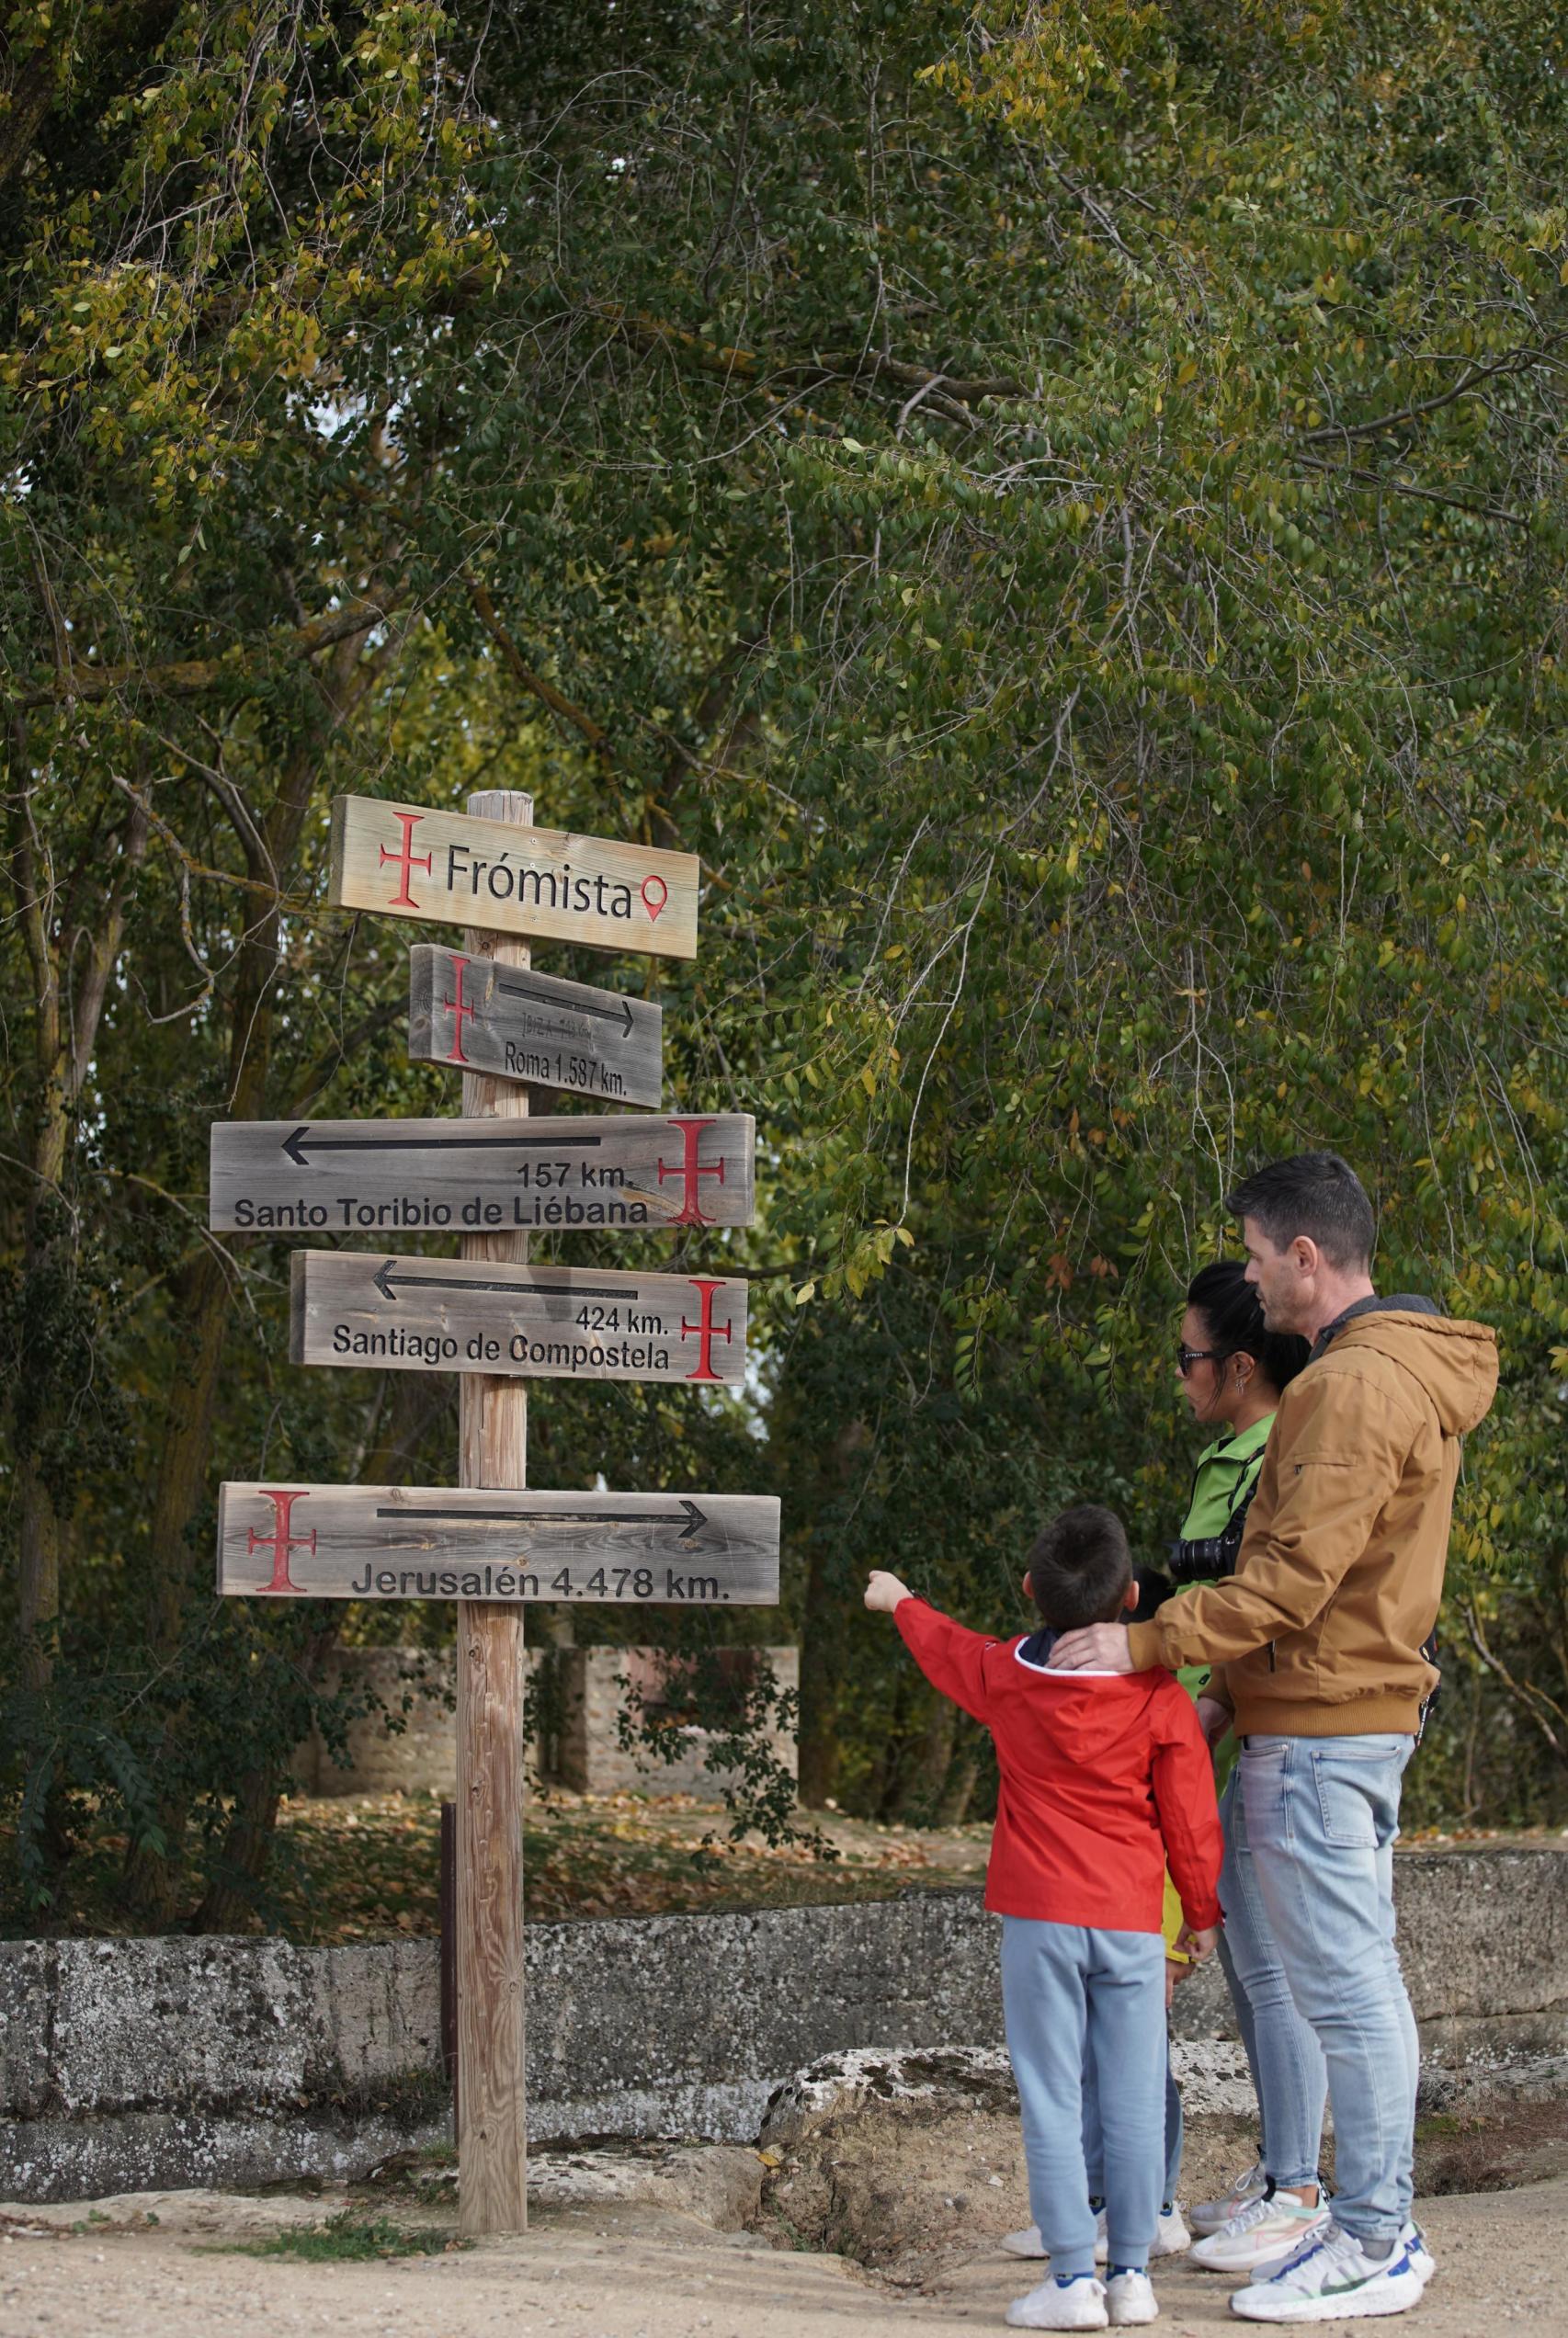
[[1402, 2219, 1436, 2286], [1006, 2272, 1110, 2330], [1229, 2221, 1426, 2321]]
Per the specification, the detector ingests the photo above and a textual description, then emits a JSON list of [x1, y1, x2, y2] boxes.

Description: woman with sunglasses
[[1170, 1262, 1309, 1597], [1165, 1264, 1332, 2276]]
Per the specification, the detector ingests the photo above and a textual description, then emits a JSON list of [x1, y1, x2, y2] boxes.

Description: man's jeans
[[1236, 1733, 1419, 2244]]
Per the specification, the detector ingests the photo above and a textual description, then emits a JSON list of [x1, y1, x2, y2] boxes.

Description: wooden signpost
[[290, 1252, 748, 1387], [218, 1483, 779, 1602], [211, 785, 777, 2242], [408, 945, 662, 1107], [329, 792, 699, 959], [209, 1112, 755, 1234]]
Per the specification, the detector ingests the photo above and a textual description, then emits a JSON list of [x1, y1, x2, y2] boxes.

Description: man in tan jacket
[[1051, 1152, 1497, 2325]]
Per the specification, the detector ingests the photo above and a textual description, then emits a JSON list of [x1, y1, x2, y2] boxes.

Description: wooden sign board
[[210, 1114, 755, 1235], [408, 946, 662, 1107], [329, 794, 699, 960], [290, 1251, 747, 1387], [218, 1482, 780, 1605]]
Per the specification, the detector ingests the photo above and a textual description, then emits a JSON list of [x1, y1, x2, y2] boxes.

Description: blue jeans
[[1084, 2037, 1182, 2208], [1002, 1917, 1166, 2275], [1217, 1762, 1328, 2190], [1238, 1734, 1419, 2244]]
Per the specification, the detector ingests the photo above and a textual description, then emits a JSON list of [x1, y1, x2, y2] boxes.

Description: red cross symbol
[[681, 1279, 733, 1382], [379, 810, 433, 909], [656, 1118, 727, 1226], [440, 954, 481, 1065], [247, 1489, 315, 1595]]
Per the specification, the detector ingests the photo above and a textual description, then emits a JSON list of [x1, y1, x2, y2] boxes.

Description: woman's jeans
[[1229, 1733, 1419, 2244], [1217, 1758, 1328, 2191], [1002, 1917, 1166, 2276]]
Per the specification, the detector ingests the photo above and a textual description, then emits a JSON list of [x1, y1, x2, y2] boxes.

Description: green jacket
[[1169, 1412, 1276, 1586], [1169, 1412, 1276, 1726]]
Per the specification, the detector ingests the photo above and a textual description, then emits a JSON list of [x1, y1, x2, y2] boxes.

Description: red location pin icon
[[641, 873, 668, 923]]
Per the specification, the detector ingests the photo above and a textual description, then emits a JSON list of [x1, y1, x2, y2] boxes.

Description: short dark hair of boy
[[1028, 1504, 1133, 1630], [1226, 1150, 1376, 1273]]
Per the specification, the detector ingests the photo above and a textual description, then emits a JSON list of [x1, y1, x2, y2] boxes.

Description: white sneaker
[[1092, 2207, 1189, 2263], [1228, 2222, 1426, 2322], [1006, 2273, 1109, 2330], [1402, 2219, 1435, 2286], [1188, 2188, 1330, 2274], [1003, 2225, 1050, 2260], [1191, 2156, 1268, 2237], [1106, 2269, 1159, 2325]]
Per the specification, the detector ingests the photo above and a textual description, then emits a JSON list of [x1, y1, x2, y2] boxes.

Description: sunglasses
[[1176, 1345, 1223, 1376]]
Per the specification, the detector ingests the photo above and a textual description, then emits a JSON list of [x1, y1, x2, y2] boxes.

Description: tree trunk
[[125, 667, 382, 1923], [937, 1719, 983, 1826], [887, 1685, 955, 1822], [796, 1538, 843, 1808]]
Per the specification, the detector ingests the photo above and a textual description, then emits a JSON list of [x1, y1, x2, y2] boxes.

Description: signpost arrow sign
[[290, 1251, 747, 1386], [216, 1482, 780, 1604], [210, 1112, 756, 1234], [408, 946, 662, 1106], [330, 794, 699, 959]]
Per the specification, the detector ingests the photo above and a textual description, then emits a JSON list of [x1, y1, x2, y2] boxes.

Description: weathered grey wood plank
[[209, 1113, 755, 1234], [216, 1483, 779, 1604], [408, 945, 663, 1107], [290, 1251, 747, 1386], [329, 794, 699, 959]]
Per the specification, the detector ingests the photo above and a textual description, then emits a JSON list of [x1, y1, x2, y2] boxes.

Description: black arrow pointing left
[[282, 1125, 604, 1167], [370, 1260, 632, 1305]]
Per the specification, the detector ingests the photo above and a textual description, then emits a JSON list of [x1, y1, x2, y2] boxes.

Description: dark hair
[[1187, 1261, 1310, 1396], [1027, 1504, 1132, 1630], [1226, 1151, 1376, 1272]]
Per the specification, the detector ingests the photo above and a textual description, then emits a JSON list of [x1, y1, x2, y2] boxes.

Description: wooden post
[[456, 788, 532, 2236]]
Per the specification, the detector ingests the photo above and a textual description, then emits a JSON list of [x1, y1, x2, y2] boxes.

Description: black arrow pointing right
[[496, 976, 635, 1038], [379, 1498, 710, 1542]]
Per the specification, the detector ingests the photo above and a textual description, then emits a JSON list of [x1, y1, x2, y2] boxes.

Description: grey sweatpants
[[1000, 1916, 1166, 2276]]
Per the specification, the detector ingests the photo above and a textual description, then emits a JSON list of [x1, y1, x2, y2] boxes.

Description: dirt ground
[[4, 2174, 1565, 2338]]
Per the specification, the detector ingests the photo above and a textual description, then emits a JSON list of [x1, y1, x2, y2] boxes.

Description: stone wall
[[3, 1847, 1564, 2204], [296, 1644, 799, 1799]]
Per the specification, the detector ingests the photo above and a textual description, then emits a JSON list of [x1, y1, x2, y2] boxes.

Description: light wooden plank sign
[[209, 1113, 756, 1235], [290, 1252, 747, 1387], [329, 794, 699, 959], [408, 945, 662, 1107], [217, 1482, 780, 1605]]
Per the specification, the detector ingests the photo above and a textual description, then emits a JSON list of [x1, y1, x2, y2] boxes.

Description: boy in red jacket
[[867, 1504, 1221, 2332]]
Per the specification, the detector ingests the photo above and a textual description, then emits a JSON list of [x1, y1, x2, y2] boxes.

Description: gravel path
[[3, 2177, 1565, 2336]]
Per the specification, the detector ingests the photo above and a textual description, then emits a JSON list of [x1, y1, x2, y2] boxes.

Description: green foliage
[[218, 2209, 468, 2261], [3, 0, 1566, 1927]]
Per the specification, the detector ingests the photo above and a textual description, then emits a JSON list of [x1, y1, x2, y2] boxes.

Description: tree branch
[[10, 597, 403, 709], [468, 583, 610, 761], [1299, 347, 1558, 447]]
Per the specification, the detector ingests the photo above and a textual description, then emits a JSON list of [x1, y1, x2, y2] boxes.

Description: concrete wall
[[4, 1847, 1564, 2204], [295, 1645, 799, 1799]]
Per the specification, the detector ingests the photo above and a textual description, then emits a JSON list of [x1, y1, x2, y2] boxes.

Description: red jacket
[[895, 1599, 1222, 1933]]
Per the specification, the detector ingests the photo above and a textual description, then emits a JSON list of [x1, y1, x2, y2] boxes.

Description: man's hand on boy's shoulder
[[1047, 1621, 1133, 1672], [864, 1570, 914, 1614]]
